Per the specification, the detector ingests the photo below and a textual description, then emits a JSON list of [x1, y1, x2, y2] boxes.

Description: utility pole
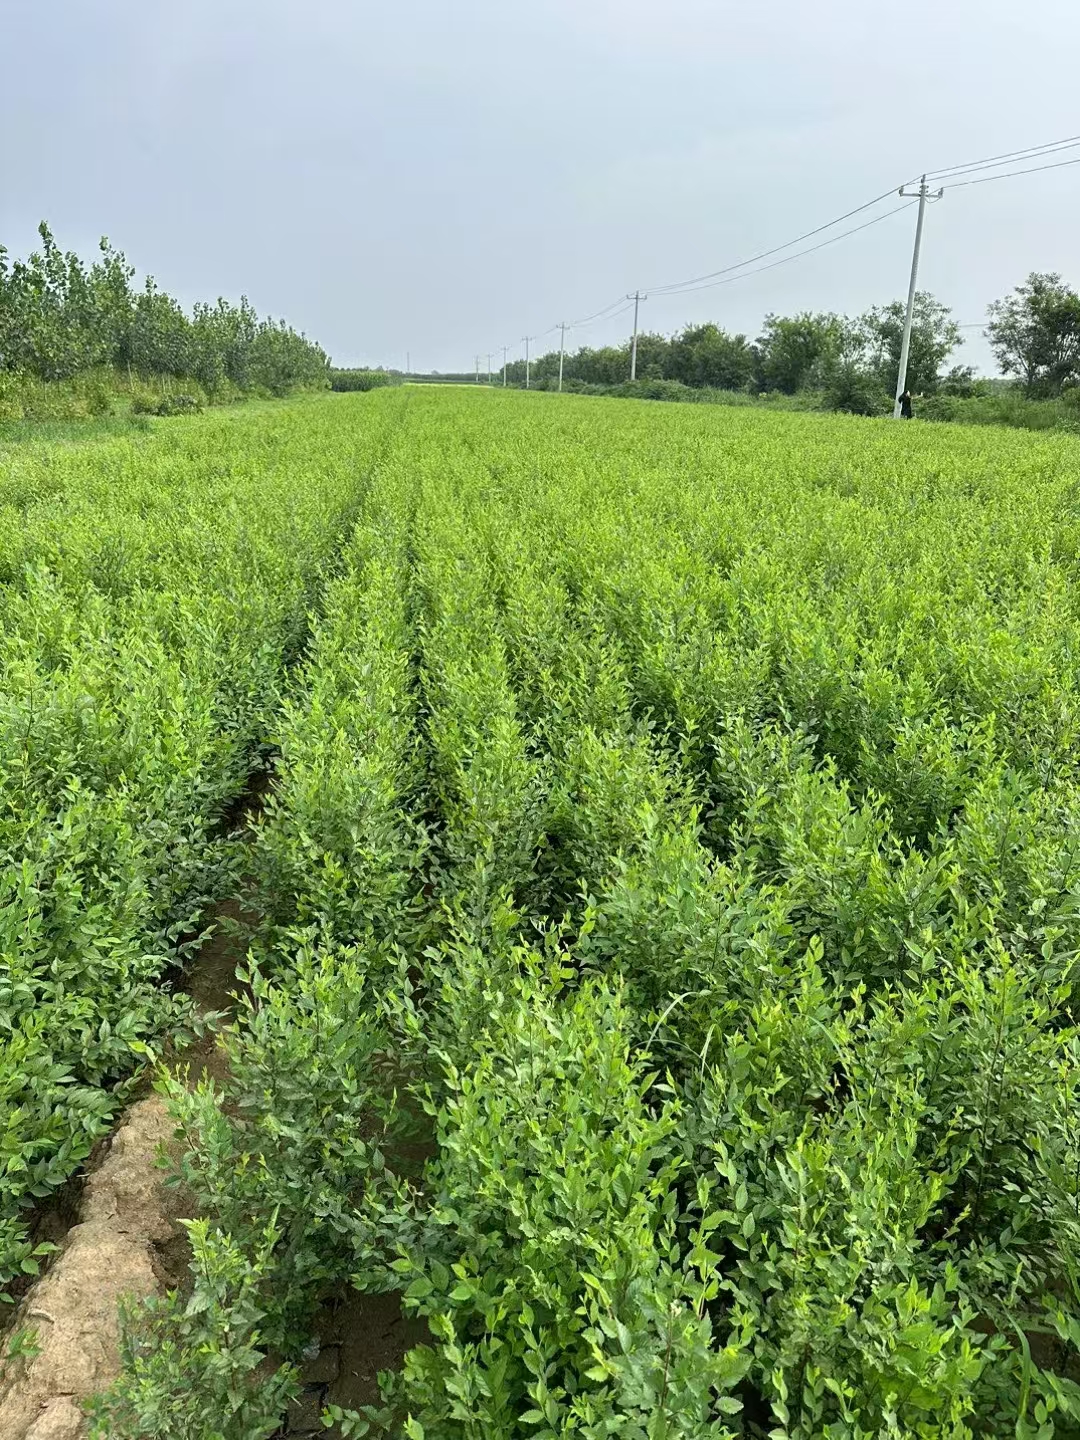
[[486, 353, 493, 384], [502, 345, 508, 387], [406, 351, 410, 377], [557, 322, 568, 392], [894, 175, 943, 418], [523, 336, 531, 390], [627, 291, 646, 381], [475, 355, 481, 384]]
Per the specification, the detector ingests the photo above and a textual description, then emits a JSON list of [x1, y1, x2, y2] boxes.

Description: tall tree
[[665, 323, 755, 391], [121, 279, 193, 379], [572, 345, 630, 386], [754, 312, 851, 394], [0, 222, 329, 395], [986, 273, 1080, 397], [858, 292, 961, 395], [633, 331, 670, 381]]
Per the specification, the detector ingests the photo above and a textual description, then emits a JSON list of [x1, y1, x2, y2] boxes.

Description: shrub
[[613, 377, 698, 402], [155, 393, 202, 417], [130, 389, 159, 416], [919, 388, 1080, 432], [824, 362, 892, 416], [329, 369, 400, 393], [86, 383, 113, 417], [85, 1223, 297, 1440]]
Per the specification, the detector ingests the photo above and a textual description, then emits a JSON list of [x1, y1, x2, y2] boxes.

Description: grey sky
[[3, 0, 1078, 374]]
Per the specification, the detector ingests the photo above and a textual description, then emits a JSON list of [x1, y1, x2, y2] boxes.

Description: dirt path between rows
[[0, 891, 250, 1440], [0, 1096, 184, 1440]]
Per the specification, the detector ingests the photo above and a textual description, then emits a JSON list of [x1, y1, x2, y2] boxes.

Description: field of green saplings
[[7, 387, 1080, 1438], [0, 399, 395, 1294]]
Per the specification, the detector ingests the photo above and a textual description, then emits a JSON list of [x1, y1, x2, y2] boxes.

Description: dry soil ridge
[[0, 1095, 182, 1440]]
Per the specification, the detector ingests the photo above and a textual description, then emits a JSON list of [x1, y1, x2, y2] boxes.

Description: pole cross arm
[[899, 183, 944, 200]]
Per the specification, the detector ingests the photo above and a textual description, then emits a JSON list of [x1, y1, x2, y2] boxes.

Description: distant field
[[7, 389, 1080, 1437]]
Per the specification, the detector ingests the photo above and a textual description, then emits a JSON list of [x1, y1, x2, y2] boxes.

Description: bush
[[540, 378, 822, 411], [329, 369, 400, 393], [523, 366, 1080, 434], [549, 378, 609, 397], [86, 382, 113, 417], [0, 370, 213, 422], [155, 393, 203, 417], [613, 377, 698, 402], [130, 389, 159, 416], [86, 1223, 297, 1440], [0, 370, 102, 420], [917, 394, 965, 423], [919, 388, 1080, 433], [824, 363, 892, 416]]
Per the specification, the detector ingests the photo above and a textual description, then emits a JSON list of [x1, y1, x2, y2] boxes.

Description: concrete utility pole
[[894, 175, 943, 417], [487, 353, 493, 383], [502, 345, 508, 387], [475, 356, 481, 384], [406, 351, 410, 377], [523, 335, 531, 390], [557, 322, 568, 392], [627, 291, 646, 381]]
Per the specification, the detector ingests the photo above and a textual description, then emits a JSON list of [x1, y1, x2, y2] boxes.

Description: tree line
[[502, 273, 1080, 412], [0, 223, 330, 398]]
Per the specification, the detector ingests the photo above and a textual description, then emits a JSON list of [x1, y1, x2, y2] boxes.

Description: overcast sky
[[3, 0, 1079, 374]]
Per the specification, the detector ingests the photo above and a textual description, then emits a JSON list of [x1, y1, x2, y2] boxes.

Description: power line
[[647, 185, 903, 296], [932, 140, 1080, 184], [569, 295, 633, 327], [480, 131, 1078, 374], [935, 141, 1080, 185], [656, 200, 916, 300], [642, 133, 1080, 303], [503, 303, 627, 359], [927, 134, 1080, 181], [574, 299, 636, 329], [947, 155, 1080, 190], [499, 302, 636, 371], [490, 206, 914, 365]]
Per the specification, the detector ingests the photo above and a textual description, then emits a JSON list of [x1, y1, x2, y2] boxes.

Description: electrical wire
[[927, 134, 1080, 182], [569, 295, 634, 328], [489, 202, 914, 359], [495, 300, 637, 366], [646, 186, 903, 296], [930, 140, 1080, 184], [946, 155, 1080, 189], [652, 200, 916, 300], [485, 133, 1077, 366], [641, 133, 1080, 303], [573, 299, 637, 330]]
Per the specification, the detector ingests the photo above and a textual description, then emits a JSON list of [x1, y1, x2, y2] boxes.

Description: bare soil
[[0, 888, 252, 1437], [0, 1097, 188, 1440], [281, 1290, 430, 1437]]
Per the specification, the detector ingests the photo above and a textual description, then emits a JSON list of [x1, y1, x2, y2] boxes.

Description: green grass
[[0, 411, 154, 452]]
